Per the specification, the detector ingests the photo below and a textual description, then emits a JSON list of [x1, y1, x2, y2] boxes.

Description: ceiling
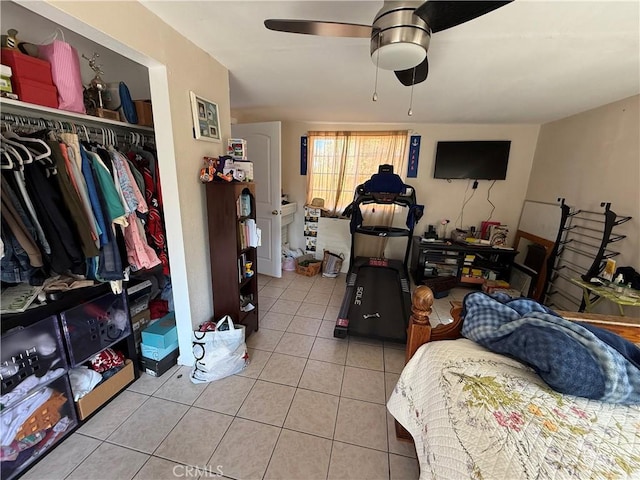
[[142, 1, 640, 124]]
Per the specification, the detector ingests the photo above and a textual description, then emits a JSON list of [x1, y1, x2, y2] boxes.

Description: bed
[[387, 286, 640, 480]]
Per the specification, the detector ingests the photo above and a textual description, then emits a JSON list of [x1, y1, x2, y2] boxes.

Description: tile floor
[[23, 272, 472, 480]]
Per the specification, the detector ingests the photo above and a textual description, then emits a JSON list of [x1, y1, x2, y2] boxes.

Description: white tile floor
[[22, 272, 473, 480]]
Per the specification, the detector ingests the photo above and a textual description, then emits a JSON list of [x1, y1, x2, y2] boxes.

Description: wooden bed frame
[[395, 285, 640, 441]]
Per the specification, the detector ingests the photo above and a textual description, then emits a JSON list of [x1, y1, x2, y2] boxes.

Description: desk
[[570, 277, 640, 316], [410, 237, 517, 287]]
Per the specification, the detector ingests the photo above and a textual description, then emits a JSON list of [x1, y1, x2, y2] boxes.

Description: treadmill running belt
[[344, 266, 409, 342]]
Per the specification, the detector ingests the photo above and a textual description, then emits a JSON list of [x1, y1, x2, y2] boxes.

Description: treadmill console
[[368, 258, 389, 267]]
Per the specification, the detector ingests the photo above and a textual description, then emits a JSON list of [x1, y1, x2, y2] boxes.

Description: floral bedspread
[[387, 339, 640, 480]]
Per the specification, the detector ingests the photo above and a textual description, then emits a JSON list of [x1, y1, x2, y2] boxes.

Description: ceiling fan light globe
[[372, 42, 426, 71]]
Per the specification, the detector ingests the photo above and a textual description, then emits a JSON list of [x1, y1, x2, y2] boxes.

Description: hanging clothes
[[0, 178, 47, 285], [22, 160, 85, 275], [80, 146, 124, 282], [2, 115, 168, 289], [83, 149, 126, 226], [58, 142, 100, 249], [79, 145, 109, 248], [7, 168, 51, 256], [129, 150, 170, 276], [46, 139, 100, 258], [109, 148, 146, 215], [0, 186, 43, 269]]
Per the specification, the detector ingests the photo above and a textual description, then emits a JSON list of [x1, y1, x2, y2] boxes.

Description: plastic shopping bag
[[190, 315, 248, 384], [38, 29, 85, 113]]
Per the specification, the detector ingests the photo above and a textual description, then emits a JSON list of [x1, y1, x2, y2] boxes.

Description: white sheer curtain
[[306, 130, 409, 257]]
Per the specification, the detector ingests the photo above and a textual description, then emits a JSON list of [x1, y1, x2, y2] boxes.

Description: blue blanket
[[460, 292, 640, 404]]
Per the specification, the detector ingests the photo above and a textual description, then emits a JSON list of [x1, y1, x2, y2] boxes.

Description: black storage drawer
[[0, 374, 78, 480], [1, 316, 67, 400], [59, 292, 131, 366]]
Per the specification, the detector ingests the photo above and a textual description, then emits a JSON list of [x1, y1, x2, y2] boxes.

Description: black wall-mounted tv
[[433, 140, 511, 180]]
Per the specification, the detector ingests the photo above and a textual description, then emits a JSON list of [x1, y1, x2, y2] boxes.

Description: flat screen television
[[433, 140, 511, 180]]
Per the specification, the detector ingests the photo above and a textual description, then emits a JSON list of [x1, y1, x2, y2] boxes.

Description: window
[[306, 131, 409, 216]]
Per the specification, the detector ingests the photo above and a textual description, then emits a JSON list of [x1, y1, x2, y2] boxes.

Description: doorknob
[[272, 210, 280, 215]]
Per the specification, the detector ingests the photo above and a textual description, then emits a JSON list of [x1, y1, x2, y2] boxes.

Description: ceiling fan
[[265, 1, 513, 87]]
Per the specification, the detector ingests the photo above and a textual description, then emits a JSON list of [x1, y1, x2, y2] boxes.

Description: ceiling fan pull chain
[[407, 67, 416, 116], [372, 32, 382, 102]]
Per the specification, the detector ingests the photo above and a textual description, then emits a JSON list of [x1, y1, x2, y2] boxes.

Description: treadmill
[[334, 165, 423, 343]]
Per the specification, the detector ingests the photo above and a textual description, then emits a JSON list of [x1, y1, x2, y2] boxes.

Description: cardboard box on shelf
[[1, 49, 53, 84], [127, 280, 152, 317], [131, 309, 152, 353], [233, 161, 253, 182], [227, 138, 247, 159], [13, 78, 58, 108], [0, 64, 13, 93], [134, 100, 153, 126], [222, 158, 253, 182], [76, 359, 135, 420]]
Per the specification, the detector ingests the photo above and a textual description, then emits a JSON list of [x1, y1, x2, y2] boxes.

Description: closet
[[0, 103, 169, 478], [0, 3, 174, 477]]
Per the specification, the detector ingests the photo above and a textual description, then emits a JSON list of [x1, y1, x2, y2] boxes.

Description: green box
[[0, 64, 13, 93]]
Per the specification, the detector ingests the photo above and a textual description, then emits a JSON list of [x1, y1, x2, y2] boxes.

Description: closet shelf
[[0, 97, 154, 133]]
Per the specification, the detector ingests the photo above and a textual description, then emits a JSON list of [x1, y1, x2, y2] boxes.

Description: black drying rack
[[544, 199, 631, 311]]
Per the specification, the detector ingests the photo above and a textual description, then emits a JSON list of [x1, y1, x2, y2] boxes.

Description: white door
[[231, 122, 282, 277]]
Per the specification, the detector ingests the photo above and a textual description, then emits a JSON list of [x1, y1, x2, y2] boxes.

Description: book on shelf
[[240, 193, 251, 217], [1, 284, 43, 313], [246, 219, 259, 248], [237, 219, 260, 249]]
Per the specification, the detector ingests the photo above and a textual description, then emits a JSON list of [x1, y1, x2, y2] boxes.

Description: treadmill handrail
[[344, 168, 424, 273], [354, 194, 415, 209], [354, 226, 413, 237]]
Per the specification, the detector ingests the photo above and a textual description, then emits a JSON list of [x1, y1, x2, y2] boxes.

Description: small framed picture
[[190, 91, 221, 142]]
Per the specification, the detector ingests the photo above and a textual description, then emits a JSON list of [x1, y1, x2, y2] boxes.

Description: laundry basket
[[295, 255, 321, 277]]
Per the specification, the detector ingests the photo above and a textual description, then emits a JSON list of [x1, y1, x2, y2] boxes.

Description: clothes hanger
[[3, 144, 24, 170], [81, 124, 90, 143], [1, 133, 33, 165], [4, 130, 53, 162], [1, 149, 15, 170]]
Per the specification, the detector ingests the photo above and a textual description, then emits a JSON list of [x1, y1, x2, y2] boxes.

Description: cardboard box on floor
[[139, 349, 179, 377]]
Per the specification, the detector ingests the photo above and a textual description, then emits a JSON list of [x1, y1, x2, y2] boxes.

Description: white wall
[[272, 121, 540, 259], [526, 95, 639, 316]]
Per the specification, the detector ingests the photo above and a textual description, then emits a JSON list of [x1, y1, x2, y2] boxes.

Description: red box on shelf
[[1, 48, 53, 84], [12, 77, 58, 108]]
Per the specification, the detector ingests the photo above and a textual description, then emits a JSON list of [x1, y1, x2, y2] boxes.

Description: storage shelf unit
[[410, 237, 518, 287], [1, 284, 138, 479], [206, 182, 259, 336]]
